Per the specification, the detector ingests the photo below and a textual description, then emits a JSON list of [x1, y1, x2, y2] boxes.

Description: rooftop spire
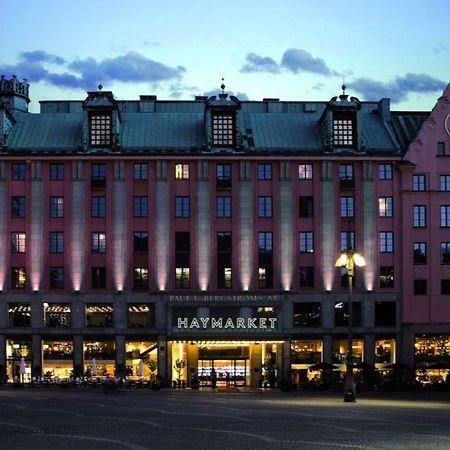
[[221, 78, 225, 94], [339, 83, 349, 101]]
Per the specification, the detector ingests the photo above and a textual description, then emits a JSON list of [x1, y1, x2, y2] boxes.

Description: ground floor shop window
[[415, 335, 450, 386], [125, 340, 158, 380], [83, 340, 115, 377], [6, 339, 31, 382], [332, 338, 364, 364], [375, 339, 396, 364], [42, 340, 73, 380]]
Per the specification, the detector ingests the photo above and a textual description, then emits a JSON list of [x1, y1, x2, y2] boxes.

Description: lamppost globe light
[[353, 253, 366, 267]]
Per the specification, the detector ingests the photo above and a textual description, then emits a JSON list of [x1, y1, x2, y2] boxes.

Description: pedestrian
[[226, 371, 231, 387]]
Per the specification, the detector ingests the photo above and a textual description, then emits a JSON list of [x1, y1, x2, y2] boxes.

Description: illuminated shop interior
[[83, 340, 115, 376], [125, 340, 158, 379], [42, 340, 73, 379]]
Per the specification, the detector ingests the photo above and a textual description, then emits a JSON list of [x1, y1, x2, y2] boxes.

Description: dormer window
[[90, 113, 112, 146], [212, 113, 235, 146], [333, 112, 355, 147]]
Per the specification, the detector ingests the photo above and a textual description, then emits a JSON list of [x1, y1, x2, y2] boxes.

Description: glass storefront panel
[[42, 340, 73, 380], [332, 338, 364, 364], [44, 303, 71, 327], [125, 340, 158, 380], [375, 339, 396, 364], [415, 335, 450, 363], [83, 340, 115, 377], [6, 339, 31, 382]]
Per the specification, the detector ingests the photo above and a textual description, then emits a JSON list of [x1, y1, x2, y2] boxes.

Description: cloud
[[20, 50, 65, 65], [0, 50, 186, 90], [240, 53, 279, 74], [240, 48, 337, 76], [203, 89, 249, 100], [350, 73, 447, 103]]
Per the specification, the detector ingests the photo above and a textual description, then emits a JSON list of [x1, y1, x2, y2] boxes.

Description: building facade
[[0, 75, 449, 386]]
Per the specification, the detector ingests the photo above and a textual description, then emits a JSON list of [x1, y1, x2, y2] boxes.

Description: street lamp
[[335, 250, 365, 402]]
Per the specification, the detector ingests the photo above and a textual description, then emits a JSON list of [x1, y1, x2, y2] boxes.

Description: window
[[441, 243, 450, 264], [85, 304, 113, 327], [333, 114, 354, 146], [216, 163, 231, 190], [44, 304, 71, 327], [133, 196, 148, 217], [216, 196, 231, 218], [440, 175, 450, 191], [299, 232, 314, 253], [380, 266, 394, 288], [91, 197, 106, 218], [11, 197, 25, 218], [299, 267, 314, 288], [379, 163, 393, 180], [441, 206, 450, 227], [217, 232, 232, 289], [293, 303, 321, 327], [258, 232, 273, 288], [175, 163, 189, 180], [379, 197, 393, 217], [8, 304, 31, 327], [49, 267, 65, 289], [374, 302, 396, 327], [380, 232, 393, 253], [340, 231, 354, 251], [128, 304, 153, 328], [413, 242, 427, 264], [212, 113, 234, 146], [49, 196, 64, 218], [175, 196, 190, 218], [133, 163, 148, 180], [49, 232, 64, 253], [442, 280, 450, 295], [91, 232, 106, 253], [335, 302, 362, 327], [49, 163, 64, 180], [175, 268, 190, 288], [175, 232, 190, 288], [11, 267, 26, 288], [437, 142, 446, 155], [413, 205, 426, 228], [11, 232, 25, 253], [12, 163, 26, 180], [90, 114, 111, 146], [257, 163, 272, 180], [298, 164, 313, 180], [339, 164, 354, 189], [412, 174, 426, 191], [299, 196, 314, 218], [414, 279, 427, 295], [91, 163, 106, 189], [134, 232, 148, 252], [340, 197, 354, 217], [258, 196, 272, 218], [133, 267, 149, 289], [91, 267, 106, 289]]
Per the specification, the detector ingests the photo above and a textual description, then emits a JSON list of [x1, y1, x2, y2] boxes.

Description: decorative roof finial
[[98, 84, 103, 92], [339, 82, 348, 101], [220, 78, 225, 94], [342, 84, 346, 96]]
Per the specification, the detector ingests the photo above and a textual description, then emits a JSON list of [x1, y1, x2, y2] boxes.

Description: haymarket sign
[[177, 317, 277, 330]]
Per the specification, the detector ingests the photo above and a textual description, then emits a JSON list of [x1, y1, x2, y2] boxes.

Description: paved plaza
[[0, 388, 449, 449]]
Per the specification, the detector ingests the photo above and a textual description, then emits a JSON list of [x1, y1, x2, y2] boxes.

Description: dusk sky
[[2, 0, 449, 113]]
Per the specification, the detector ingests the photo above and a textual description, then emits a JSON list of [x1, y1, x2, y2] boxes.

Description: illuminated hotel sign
[[169, 294, 280, 302], [177, 317, 277, 330]]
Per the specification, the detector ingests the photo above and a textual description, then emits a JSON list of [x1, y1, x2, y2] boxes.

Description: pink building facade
[[0, 75, 448, 387]]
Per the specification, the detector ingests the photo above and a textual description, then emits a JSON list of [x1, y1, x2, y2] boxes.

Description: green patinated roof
[[3, 98, 428, 155]]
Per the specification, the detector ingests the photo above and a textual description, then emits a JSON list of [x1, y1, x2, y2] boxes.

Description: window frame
[[49, 196, 64, 218], [175, 196, 190, 218], [257, 163, 272, 180], [378, 163, 393, 180], [298, 163, 313, 180], [379, 197, 393, 217], [412, 174, 426, 191], [258, 196, 273, 218], [299, 231, 314, 253]]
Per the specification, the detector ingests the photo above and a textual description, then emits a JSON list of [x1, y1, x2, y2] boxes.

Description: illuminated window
[[212, 113, 234, 146], [91, 232, 106, 253], [85, 304, 113, 327], [379, 197, 393, 217], [257, 163, 272, 180], [128, 304, 153, 328], [12, 163, 26, 180], [133, 163, 148, 180], [44, 304, 71, 327], [133, 267, 149, 289], [49, 163, 64, 180], [175, 163, 190, 180], [299, 232, 314, 253], [175, 268, 190, 288], [49, 231, 64, 253], [379, 232, 393, 253], [90, 113, 111, 146], [333, 113, 354, 146], [298, 164, 313, 180], [378, 163, 393, 180], [414, 242, 427, 264], [380, 266, 394, 288], [49, 267, 65, 289], [8, 303, 31, 327], [413, 205, 426, 228], [11, 232, 25, 253], [440, 206, 450, 227], [11, 267, 26, 288], [412, 174, 426, 191], [49, 196, 64, 218]]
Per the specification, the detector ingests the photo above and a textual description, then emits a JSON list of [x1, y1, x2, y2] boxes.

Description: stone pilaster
[[239, 161, 253, 290], [113, 160, 127, 291], [155, 161, 169, 290], [279, 161, 293, 290], [30, 161, 43, 291], [196, 161, 210, 290], [71, 161, 85, 291], [362, 161, 376, 290]]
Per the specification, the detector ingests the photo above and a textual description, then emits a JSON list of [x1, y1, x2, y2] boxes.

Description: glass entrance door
[[198, 359, 248, 386]]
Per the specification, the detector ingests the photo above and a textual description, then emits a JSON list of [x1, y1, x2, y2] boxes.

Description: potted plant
[[173, 359, 186, 388]]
